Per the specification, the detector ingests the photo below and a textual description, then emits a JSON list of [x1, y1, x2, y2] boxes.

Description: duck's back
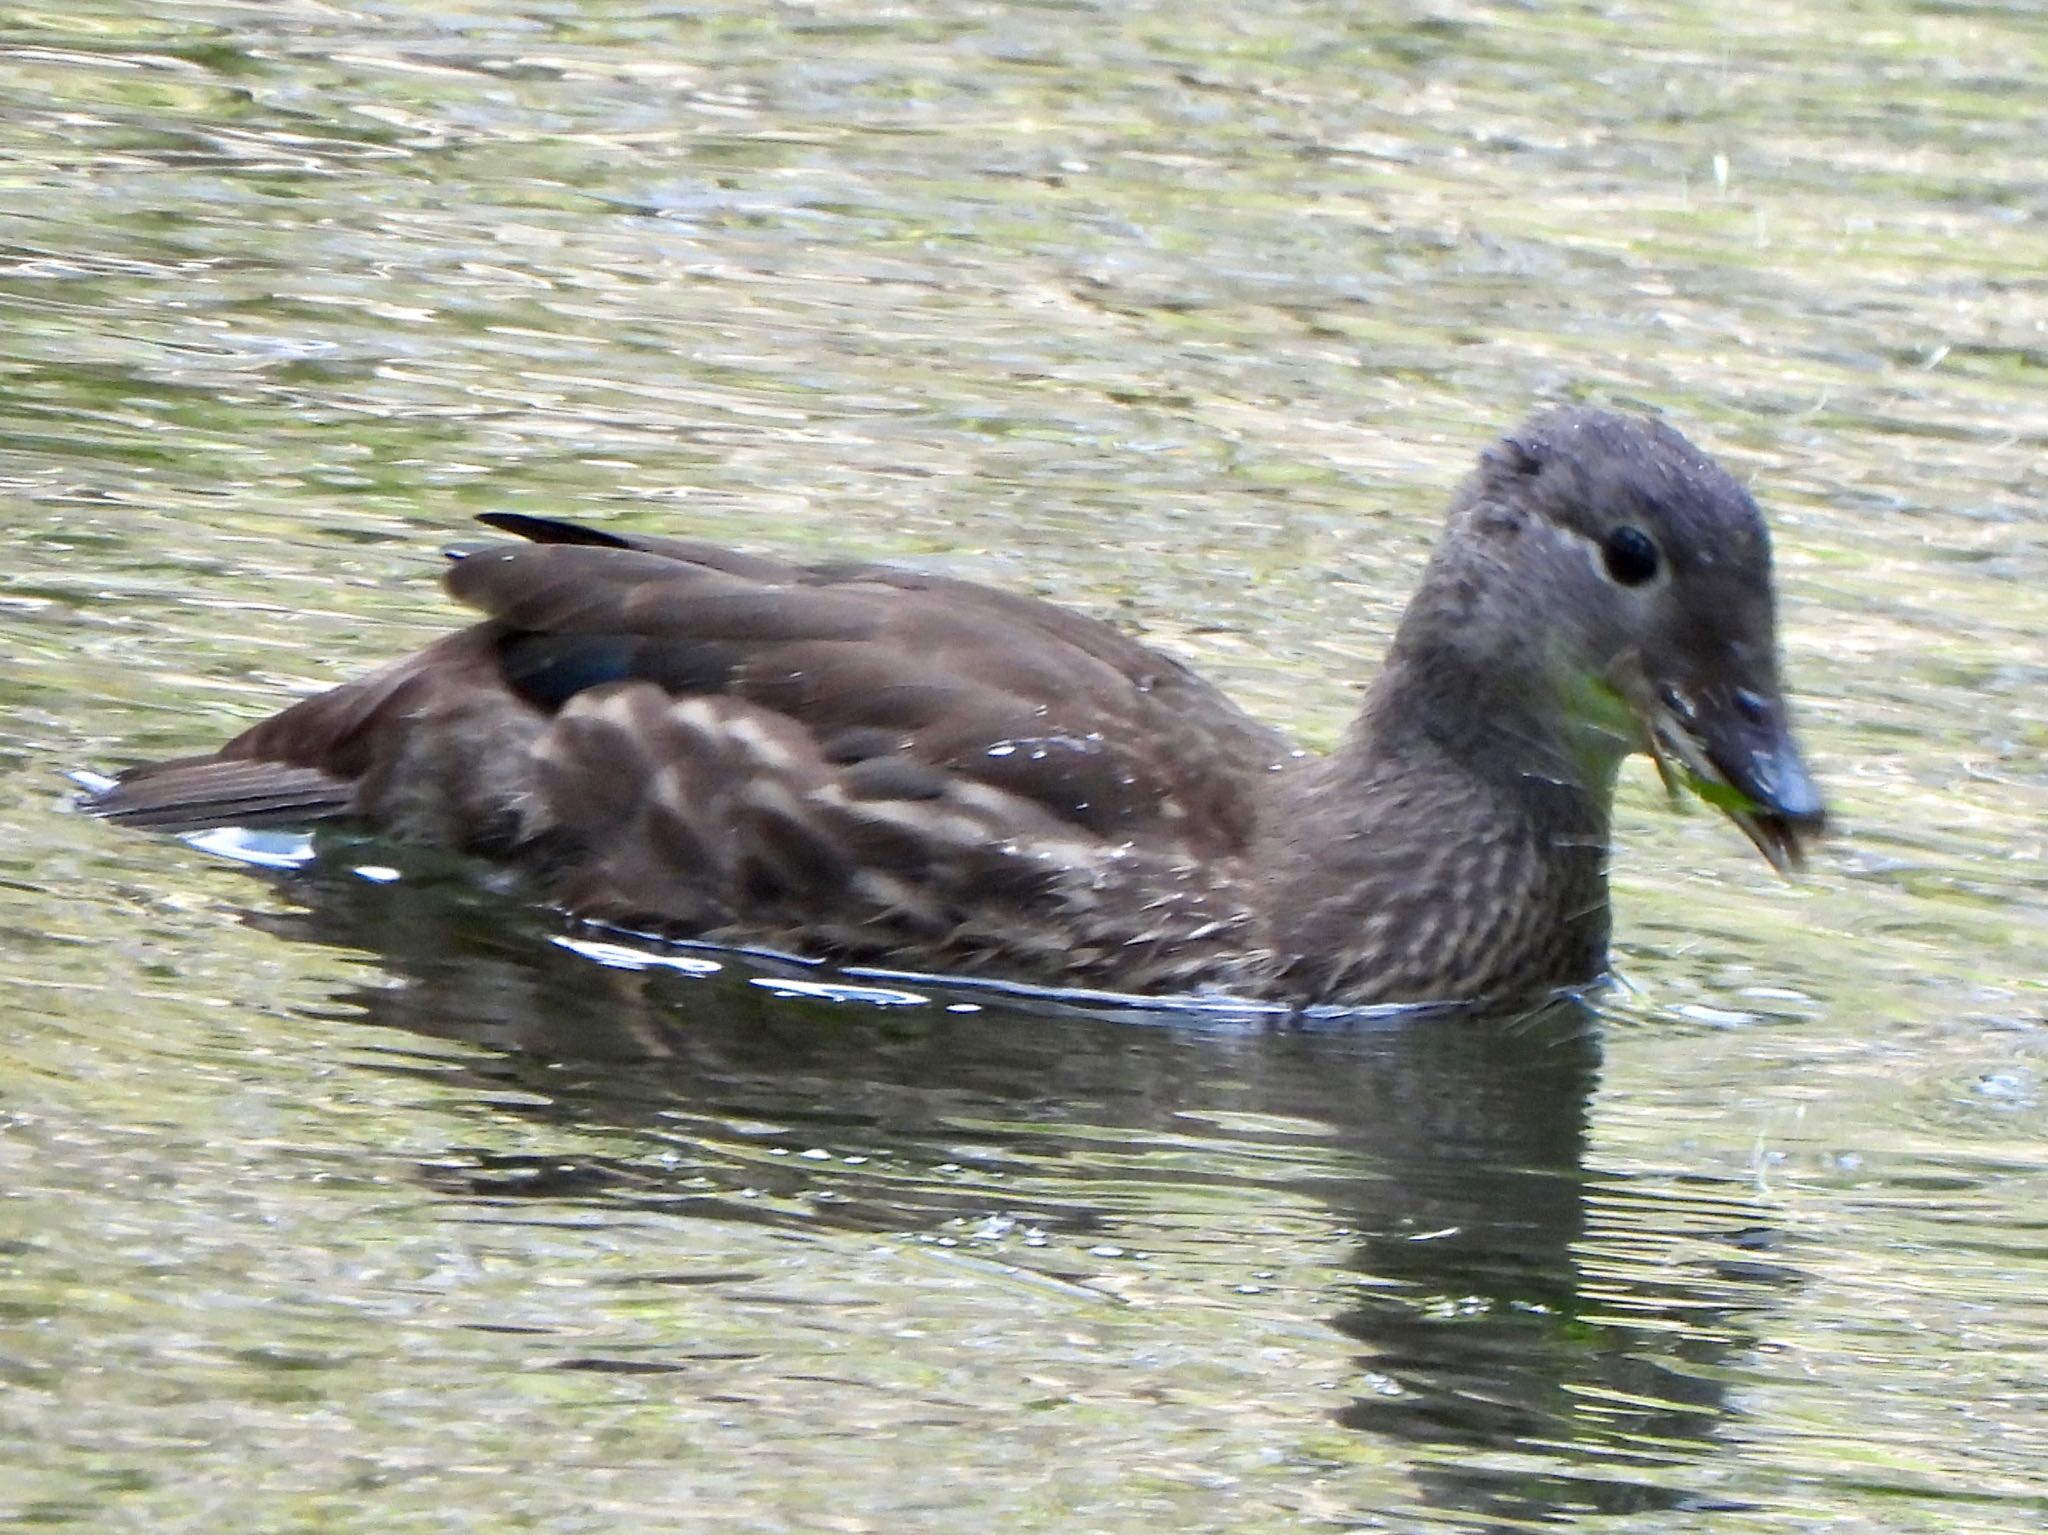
[[92, 514, 1298, 991]]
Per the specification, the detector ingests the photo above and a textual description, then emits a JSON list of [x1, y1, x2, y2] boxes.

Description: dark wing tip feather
[[476, 512, 634, 549]]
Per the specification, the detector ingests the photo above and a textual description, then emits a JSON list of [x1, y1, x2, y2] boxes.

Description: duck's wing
[[448, 513, 1292, 856], [86, 515, 1292, 865]]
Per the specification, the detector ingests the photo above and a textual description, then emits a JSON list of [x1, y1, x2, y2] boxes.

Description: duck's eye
[[1602, 525, 1660, 586]]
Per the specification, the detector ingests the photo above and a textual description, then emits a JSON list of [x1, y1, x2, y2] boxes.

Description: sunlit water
[[3, 2, 2044, 1531]]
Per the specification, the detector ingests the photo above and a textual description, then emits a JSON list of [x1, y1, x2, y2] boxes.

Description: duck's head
[[1399, 406, 1827, 871]]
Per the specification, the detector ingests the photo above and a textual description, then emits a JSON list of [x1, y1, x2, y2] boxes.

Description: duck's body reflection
[[247, 858, 1792, 1527]]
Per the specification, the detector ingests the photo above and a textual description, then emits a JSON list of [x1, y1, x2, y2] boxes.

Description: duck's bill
[[1648, 706, 1827, 875]]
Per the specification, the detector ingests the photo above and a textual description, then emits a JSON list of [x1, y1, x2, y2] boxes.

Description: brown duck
[[85, 407, 1825, 1009]]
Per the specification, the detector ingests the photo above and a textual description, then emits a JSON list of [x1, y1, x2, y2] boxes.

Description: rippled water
[[3, 2, 2045, 1531]]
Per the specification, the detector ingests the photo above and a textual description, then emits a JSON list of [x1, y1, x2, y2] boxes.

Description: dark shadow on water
[[243, 860, 1801, 1532]]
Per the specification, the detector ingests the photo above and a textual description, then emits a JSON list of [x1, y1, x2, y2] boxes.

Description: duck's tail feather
[[77, 756, 354, 833]]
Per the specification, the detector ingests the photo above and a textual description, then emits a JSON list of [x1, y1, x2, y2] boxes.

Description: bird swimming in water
[[83, 407, 1825, 1010]]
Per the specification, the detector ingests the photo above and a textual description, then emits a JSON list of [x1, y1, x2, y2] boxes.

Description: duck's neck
[[1259, 641, 1627, 1008]]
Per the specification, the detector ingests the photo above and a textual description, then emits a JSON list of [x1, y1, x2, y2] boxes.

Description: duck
[[83, 406, 1826, 1009]]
